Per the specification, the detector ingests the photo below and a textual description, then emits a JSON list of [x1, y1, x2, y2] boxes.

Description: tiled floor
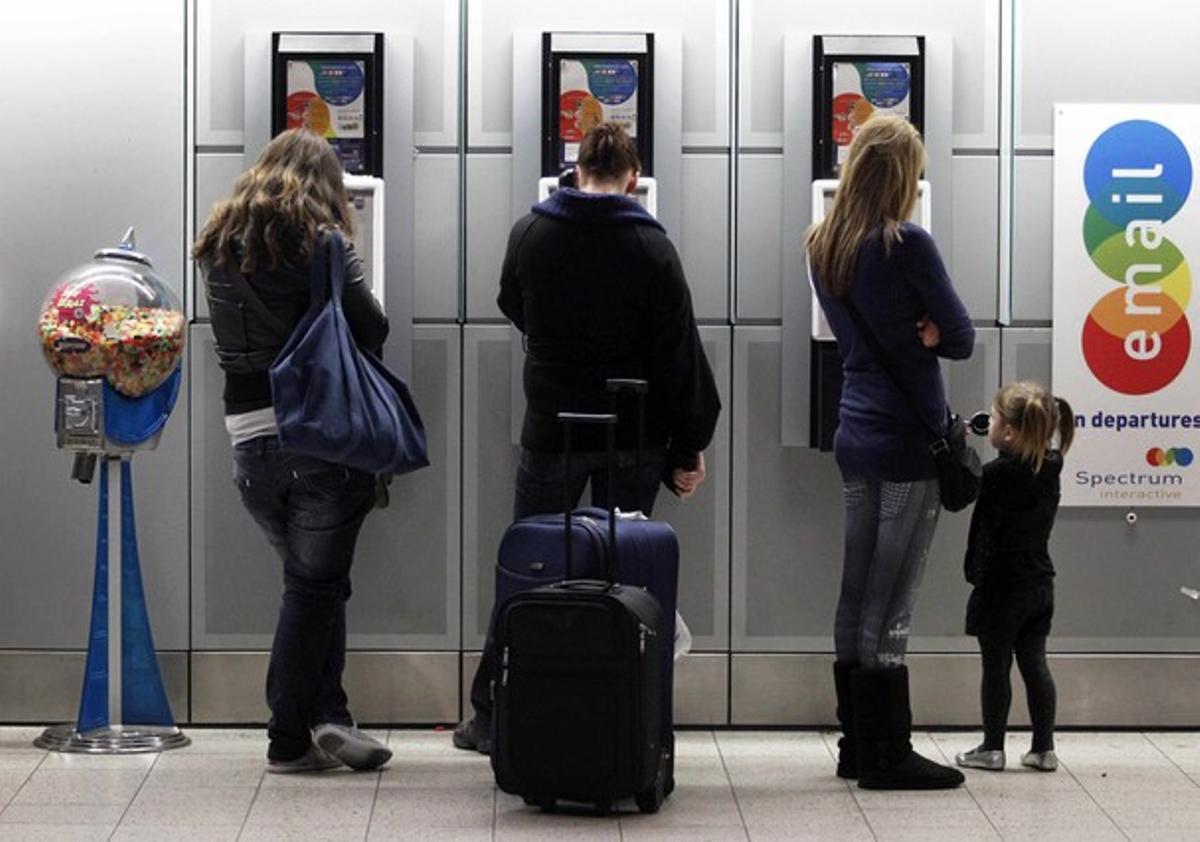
[[0, 727, 1197, 840]]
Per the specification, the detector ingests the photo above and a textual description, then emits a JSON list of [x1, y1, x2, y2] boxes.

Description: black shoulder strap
[[840, 293, 946, 443], [223, 268, 291, 341]]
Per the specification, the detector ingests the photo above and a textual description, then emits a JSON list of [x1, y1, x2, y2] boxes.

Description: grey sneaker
[[1021, 750, 1058, 771], [312, 723, 392, 771], [452, 717, 491, 755], [955, 745, 1006, 771], [266, 744, 341, 774]]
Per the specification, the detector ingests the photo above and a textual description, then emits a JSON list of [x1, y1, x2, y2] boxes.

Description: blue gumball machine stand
[[36, 371, 189, 754]]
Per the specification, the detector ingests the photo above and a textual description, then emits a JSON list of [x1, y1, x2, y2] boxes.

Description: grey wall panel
[[197, 0, 459, 146], [1015, 0, 1200, 149], [680, 155, 731, 322], [655, 328, 732, 649], [0, 0, 188, 651], [739, 0, 999, 149], [674, 654, 729, 726], [735, 155, 786, 321], [0, 652, 188, 725], [465, 154, 512, 322], [350, 325, 461, 648], [731, 328, 845, 650], [467, 0, 730, 148], [414, 153, 461, 320], [462, 326, 523, 649], [1011, 156, 1053, 321], [732, 653, 1200, 727], [951, 156, 999, 321], [191, 325, 461, 649], [190, 652, 458, 724], [1045, 508, 1200, 652], [192, 153, 246, 322], [1001, 327, 1051, 386], [190, 326, 285, 647]]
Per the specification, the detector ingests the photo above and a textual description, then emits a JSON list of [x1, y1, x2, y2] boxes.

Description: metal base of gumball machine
[[35, 724, 190, 754]]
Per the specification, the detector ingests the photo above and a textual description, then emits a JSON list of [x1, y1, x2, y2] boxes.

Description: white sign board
[[1053, 104, 1198, 506]]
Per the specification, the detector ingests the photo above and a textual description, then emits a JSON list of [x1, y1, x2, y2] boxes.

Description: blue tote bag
[[270, 230, 429, 475]]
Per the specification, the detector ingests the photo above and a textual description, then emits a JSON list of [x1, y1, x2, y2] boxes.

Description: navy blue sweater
[[812, 223, 974, 480]]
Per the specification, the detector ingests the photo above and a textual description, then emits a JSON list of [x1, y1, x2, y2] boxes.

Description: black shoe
[[852, 665, 963, 791], [452, 717, 491, 755], [833, 660, 858, 779]]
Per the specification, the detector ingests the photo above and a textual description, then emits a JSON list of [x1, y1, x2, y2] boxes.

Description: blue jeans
[[468, 446, 667, 722], [233, 436, 376, 761], [835, 477, 940, 668]]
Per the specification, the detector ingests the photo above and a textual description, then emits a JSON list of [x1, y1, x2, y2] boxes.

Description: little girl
[[956, 381, 1074, 773]]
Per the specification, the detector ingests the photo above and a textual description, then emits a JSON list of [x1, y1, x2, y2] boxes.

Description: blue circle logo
[[585, 60, 638, 105], [1084, 120, 1192, 228], [313, 61, 365, 107], [858, 63, 910, 108]]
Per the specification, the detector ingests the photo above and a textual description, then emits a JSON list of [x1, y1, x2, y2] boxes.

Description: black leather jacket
[[202, 242, 388, 414]]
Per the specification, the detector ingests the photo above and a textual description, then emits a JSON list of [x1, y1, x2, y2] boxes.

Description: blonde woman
[[808, 115, 974, 789], [193, 129, 391, 773]]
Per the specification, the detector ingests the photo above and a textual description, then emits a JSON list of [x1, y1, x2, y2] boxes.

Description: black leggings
[[978, 632, 1056, 752]]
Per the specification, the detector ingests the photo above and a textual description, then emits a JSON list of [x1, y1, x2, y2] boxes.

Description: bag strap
[[839, 293, 948, 445], [308, 229, 347, 309]]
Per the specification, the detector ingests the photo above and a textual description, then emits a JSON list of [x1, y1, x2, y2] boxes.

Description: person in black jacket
[[955, 381, 1074, 774], [452, 122, 721, 754], [193, 129, 392, 774]]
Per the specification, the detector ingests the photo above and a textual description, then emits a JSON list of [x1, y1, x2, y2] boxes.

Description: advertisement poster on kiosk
[[1054, 104, 1200, 506], [830, 61, 913, 168], [286, 59, 368, 173], [557, 58, 640, 164]]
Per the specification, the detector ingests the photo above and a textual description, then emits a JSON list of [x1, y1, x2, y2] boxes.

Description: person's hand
[[917, 314, 941, 348], [672, 452, 707, 499]]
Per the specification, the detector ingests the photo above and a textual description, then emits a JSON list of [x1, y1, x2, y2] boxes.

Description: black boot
[[833, 661, 858, 779], [852, 665, 964, 790]]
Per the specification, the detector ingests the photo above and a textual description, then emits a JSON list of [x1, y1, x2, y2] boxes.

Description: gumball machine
[[34, 229, 189, 753]]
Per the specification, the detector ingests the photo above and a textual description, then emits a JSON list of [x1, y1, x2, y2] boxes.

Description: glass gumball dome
[[39, 229, 185, 398]]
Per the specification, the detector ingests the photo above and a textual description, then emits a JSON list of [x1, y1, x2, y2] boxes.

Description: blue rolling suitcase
[[491, 380, 679, 803]]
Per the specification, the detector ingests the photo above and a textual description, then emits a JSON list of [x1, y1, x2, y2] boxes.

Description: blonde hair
[[805, 115, 926, 297], [192, 128, 354, 273], [994, 381, 1075, 473]]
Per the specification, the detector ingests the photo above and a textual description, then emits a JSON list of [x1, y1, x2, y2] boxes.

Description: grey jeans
[[835, 477, 941, 668]]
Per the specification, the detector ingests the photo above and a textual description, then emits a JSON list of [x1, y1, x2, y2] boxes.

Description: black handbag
[[839, 295, 981, 512]]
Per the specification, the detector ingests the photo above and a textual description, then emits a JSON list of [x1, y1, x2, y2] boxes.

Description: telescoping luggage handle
[[556, 378, 649, 584], [556, 412, 619, 583]]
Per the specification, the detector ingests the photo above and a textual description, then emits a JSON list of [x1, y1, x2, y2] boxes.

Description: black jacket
[[498, 188, 721, 470], [964, 451, 1063, 593], [202, 241, 388, 415]]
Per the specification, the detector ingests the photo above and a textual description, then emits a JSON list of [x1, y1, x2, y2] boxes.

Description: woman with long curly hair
[[194, 128, 391, 774]]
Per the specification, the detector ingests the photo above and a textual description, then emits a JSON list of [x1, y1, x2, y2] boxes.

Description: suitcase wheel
[[537, 798, 556, 813], [635, 785, 663, 814], [594, 800, 612, 817], [521, 796, 537, 807]]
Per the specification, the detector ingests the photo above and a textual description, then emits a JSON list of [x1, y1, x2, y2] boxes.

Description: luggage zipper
[[639, 623, 655, 655]]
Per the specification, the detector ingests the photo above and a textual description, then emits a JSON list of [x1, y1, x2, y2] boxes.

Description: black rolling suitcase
[[491, 411, 669, 815]]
